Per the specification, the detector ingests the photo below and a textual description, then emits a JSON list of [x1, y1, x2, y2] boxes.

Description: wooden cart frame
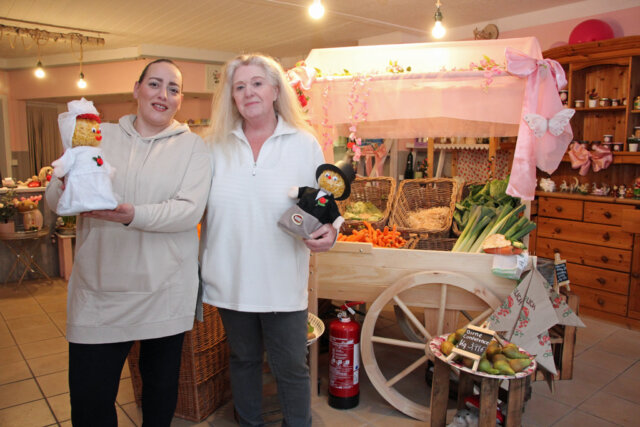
[[307, 241, 527, 420]]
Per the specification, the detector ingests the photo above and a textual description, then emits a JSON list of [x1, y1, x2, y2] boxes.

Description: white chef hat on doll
[[57, 98, 100, 150]]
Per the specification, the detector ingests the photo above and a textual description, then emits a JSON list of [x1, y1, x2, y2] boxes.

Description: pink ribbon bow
[[568, 143, 613, 176], [505, 47, 573, 200]]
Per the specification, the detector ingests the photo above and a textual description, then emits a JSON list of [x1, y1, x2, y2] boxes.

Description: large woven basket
[[411, 237, 457, 251], [389, 178, 458, 238], [337, 176, 396, 234], [127, 303, 230, 422]]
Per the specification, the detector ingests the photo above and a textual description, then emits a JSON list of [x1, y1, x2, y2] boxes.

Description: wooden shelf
[[561, 151, 640, 165], [535, 190, 640, 205], [573, 106, 627, 112]]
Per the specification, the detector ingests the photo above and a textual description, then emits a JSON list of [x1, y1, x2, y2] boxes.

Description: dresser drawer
[[567, 263, 629, 295], [536, 237, 631, 272], [538, 197, 583, 220], [538, 217, 632, 249], [571, 284, 628, 316], [583, 202, 624, 226]]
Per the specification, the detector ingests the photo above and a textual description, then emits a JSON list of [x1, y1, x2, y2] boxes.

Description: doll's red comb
[[77, 113, 101, 123]]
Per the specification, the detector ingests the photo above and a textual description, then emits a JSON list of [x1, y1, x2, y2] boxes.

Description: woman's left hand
[[81, 203, 135, 225], [304, 223, 337, 252]]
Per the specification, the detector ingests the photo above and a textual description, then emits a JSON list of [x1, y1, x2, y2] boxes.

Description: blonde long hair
[[206, 53, 316, 146]]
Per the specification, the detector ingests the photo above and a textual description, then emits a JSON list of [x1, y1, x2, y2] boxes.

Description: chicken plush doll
[[278, 160, 355, 239], [51, 98, 118, 215]]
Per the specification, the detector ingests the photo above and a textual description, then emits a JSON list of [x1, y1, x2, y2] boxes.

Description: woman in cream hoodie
[[46, 59, 211, 427]]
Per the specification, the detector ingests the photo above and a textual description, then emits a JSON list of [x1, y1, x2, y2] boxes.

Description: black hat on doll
[[315, 160, 356, 201]]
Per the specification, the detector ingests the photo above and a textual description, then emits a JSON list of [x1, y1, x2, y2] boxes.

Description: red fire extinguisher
[[328, 301, 363, 409]]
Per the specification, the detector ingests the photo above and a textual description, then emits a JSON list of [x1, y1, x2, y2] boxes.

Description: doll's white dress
[[51, 146, 118, 215]]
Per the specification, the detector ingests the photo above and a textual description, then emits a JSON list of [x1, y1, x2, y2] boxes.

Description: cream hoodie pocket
[[73, 226, 183, 293]]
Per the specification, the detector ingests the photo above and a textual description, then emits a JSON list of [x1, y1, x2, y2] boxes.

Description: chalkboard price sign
[[445, 324, 497, 371], [554, 261, 569, 286], [456, 327, 494, 357]]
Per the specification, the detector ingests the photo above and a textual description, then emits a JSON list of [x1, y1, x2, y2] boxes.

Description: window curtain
[[26, 102, 62, 177]]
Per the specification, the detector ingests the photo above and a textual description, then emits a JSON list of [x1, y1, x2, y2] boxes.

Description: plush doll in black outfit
[[278, 160, 355, 239]]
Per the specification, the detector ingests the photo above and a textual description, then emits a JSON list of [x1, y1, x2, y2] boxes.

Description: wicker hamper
[[336, 176, 396, 234], [389, 178, 459, 238], [127, 303, 231, 422]]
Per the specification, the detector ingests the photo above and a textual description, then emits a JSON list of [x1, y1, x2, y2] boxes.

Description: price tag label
[[554, 262, 569, 286], [456, 328, 494, 357], [445, 324, 497, 371]]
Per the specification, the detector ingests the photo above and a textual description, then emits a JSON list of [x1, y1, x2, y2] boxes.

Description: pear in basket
[[278, 160, 355, 239], [51, 98, 118, 215]]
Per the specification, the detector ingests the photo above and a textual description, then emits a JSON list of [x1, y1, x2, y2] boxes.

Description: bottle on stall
[[404, 148, 414, 179]]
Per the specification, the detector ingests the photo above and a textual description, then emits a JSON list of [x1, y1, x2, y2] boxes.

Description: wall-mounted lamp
[[309, 0, 325, 20], [34, 61, 45, 78], [431, 1, 446, 39]]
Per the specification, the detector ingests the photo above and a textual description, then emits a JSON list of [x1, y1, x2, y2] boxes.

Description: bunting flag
[[488, 268, 584, 374]]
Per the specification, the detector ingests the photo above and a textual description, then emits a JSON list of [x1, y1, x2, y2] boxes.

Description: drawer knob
[[604, 211, 612, 219], [601, 255, 609, 263], [555, 206, 563, 213], [596, 277, 606, 285], [597, 298, 605, 306], [554, 227, 562, 234], [602, 232, 610, 241]]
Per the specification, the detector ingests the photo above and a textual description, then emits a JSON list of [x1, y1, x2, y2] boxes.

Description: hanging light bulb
[[431, 1, 446, 39], [77, 72, 87, 89], [309, 0, 324, 20], [34, 61, 45, 78]]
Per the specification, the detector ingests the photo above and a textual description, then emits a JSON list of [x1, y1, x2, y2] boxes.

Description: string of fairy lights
[[0, 23, 105, 89]]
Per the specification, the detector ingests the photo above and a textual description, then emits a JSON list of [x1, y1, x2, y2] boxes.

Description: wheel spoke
[[385, 354, 429, 387], [393, 295, 432, 341], [468, 307, 493, 326], [371, 335, 426, 350], [436, 284, 447, 336]]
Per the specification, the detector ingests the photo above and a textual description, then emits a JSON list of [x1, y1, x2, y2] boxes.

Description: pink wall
[[5, 6, 640, 152], [501, 6, 640, 51], [7, 59, 213, 150]]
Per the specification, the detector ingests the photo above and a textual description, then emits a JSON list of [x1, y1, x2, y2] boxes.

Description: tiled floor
[[1, 278, 640, 426]]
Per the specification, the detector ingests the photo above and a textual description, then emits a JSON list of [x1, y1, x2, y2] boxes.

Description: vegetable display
[[452, 178, 536, 253], [343, 201, 385, 222], [338, 221, 407, 248]]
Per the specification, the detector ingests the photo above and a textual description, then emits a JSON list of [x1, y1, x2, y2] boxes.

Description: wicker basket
[[411, 237, 457, 251], [127, 303, 230, 422], [389, 178, 459, 238], [337, 177, 396, 234]]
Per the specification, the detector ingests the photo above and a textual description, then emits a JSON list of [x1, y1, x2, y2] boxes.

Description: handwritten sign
[[554, 253, 570, 291], [456, 327, 494, 357], [446, 324, 496, 371]]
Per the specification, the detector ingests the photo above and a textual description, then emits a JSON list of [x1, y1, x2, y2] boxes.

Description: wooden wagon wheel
[[361, 270, 503, 421]]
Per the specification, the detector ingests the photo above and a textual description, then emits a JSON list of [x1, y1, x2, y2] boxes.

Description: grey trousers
[[218, 308, 312, 427]]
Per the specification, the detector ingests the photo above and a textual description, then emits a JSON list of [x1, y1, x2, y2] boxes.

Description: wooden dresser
[[534, 192, 640, 328]]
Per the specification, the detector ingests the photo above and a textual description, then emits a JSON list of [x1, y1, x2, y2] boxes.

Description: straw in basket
[[389, 178, 458, 238]]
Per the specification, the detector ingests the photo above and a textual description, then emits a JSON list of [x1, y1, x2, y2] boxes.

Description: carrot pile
[[338, 221, 407, 248]]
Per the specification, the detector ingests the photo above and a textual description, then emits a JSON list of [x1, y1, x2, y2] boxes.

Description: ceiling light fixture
[[431, 0, 446, 39], [34, 60, 45, 78], [77, 72, 87, 89], [308, 0, 325, 20], [76, 40, 86, 89]]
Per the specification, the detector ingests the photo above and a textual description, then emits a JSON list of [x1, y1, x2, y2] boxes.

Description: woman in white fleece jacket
[[45, 59, 212, 427], [200, 54, 336, 427]]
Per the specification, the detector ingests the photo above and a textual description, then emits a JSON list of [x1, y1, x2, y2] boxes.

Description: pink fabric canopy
[[302, 37, 573, 200]]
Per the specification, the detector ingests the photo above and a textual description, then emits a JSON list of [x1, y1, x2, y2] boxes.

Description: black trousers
[[68, 332, 185, 427]]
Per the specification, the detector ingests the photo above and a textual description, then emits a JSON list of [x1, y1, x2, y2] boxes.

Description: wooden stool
[[429, 356, 534, 427]]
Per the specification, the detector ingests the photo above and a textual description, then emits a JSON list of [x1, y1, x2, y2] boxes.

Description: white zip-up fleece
[[45, 115, 212, 344], [200, 117, 325, 312]]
